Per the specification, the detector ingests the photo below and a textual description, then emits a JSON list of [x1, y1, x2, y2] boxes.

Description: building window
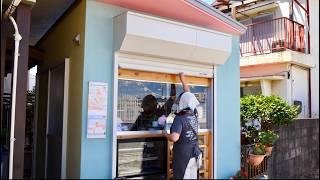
[[240, 85, 262, 97], [117, 69, 211, 131]]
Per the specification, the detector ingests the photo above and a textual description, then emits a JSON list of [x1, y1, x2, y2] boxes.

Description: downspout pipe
[[8, 15, 22, 180], [1, 0, 2, 19], [3, 0, 23, 178]]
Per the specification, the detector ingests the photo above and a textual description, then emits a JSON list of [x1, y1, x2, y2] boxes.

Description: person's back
[[163, 73, 201, 179], [172, 112, 198, 145], [171, 110, 199, 179]]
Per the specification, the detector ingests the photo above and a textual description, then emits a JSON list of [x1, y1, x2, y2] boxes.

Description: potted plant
[[247, 143, 266, 166], [240, 95, 298, 166], [229, 169, 249, 179], [258, 130, 279, 155]]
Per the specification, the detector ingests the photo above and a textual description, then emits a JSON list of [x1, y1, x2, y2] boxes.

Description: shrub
[[240, 95, 298, 129], [262, 95, 298, 126], [258, 130, 279, 146], [240, 95, 264, 125]]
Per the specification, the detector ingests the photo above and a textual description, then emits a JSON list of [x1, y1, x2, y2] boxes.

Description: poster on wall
[[87, 81, 108, 138]]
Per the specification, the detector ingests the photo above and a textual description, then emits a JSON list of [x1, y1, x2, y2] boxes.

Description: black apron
[[173, 142, 197, 179]]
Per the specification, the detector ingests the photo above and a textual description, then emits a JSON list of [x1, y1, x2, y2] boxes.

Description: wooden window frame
[[118, 68, 211, 87]]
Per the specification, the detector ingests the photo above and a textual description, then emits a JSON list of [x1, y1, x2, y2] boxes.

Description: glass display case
[[117, 79, 209, 131], [116, 137, 167, 179]]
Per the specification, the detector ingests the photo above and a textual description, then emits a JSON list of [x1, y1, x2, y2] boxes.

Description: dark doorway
[[45, 63, 65, 179]]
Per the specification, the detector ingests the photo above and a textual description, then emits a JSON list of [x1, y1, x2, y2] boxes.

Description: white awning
[[114, 11, 233, 66]]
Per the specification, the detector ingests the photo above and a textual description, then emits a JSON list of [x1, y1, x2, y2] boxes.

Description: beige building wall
[[35, 1, 86, 178]]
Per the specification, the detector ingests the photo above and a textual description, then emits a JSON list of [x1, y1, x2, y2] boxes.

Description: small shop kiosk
[[35, 0, 246, 179]]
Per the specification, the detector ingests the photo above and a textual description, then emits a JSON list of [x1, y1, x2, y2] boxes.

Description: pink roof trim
[[99, 0, 243, 35], [182, 0, 240, 33]]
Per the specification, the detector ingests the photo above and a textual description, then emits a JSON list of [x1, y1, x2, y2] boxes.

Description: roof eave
[[186, 0, 247, 35]]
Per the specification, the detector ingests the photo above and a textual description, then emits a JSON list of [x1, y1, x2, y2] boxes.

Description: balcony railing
[[240, 17, 306, 56]]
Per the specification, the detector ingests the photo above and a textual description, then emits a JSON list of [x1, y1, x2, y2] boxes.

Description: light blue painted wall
[[215, 36, 241, 178], [81, 1, 125, 178], [81, 1, 241, 178]]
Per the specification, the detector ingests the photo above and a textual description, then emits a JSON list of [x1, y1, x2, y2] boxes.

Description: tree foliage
[[241, 95, 298, 127]]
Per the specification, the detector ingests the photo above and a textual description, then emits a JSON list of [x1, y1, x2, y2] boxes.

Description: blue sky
[[202, 0, 215, 4]]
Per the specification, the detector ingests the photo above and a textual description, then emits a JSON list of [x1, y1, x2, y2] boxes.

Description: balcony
[[240, 17, 306, 57]]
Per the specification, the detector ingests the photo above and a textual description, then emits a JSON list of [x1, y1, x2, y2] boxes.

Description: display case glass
[[117, 137, 167, 178], [117, 79, 209, 131]]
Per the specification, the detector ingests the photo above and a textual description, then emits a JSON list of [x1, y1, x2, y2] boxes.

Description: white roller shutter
[[117, 53, 214, 78]]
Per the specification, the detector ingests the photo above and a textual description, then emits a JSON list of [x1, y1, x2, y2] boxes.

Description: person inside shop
[[130, 84, 176, 131], [163, 72, 202, 179]]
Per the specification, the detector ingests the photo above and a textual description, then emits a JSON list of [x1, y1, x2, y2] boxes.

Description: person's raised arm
[[179, 72, 190, 92]]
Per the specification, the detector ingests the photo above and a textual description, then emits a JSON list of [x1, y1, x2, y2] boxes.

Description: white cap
[[177, 92, 200, 113]]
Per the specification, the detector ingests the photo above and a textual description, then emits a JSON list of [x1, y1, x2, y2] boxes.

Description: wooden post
[[231, 7, 236, 19], [12, 3, 32, 178]]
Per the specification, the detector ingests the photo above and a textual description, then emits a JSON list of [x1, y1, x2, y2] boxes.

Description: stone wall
[[268, 119, 319, 178]]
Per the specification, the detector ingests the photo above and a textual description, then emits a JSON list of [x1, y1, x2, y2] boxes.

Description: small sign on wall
[[87, 81, 108, 138]]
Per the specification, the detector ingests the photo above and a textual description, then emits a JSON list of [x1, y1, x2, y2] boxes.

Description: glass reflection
[[117, 79, 208, 131], [117, 138, 167, 178]]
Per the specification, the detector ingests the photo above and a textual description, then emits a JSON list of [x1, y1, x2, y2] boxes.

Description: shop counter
[[117, 130, 164, 139], [116, 130, 212, 179]]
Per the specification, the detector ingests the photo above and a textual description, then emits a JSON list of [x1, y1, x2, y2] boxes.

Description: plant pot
[[247, 153, 265, 166], [265, 146, 273, 156]]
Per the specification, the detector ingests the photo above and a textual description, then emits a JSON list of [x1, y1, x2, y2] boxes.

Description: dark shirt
[[170, 113, 199, 179], [130, 98, 174, 131], [170, 113, 198, 143], [130, 113, 159, 131]]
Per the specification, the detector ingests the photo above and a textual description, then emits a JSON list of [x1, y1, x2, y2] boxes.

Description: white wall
[[309, 0, 319, 118], [261, 80, 272, 96], [271, 79, 288, 99], [277, 0, 290, 18], [238, 0, 308, 24], [276, 0, 307, 24], [293, 0, 307, 25], [291, 65, 309, 118]]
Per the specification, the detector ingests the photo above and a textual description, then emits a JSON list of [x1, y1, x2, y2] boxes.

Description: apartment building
[[213, 0, 319, 118]]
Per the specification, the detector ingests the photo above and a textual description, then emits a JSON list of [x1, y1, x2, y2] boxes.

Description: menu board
[[87, 82, 108, 138]]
